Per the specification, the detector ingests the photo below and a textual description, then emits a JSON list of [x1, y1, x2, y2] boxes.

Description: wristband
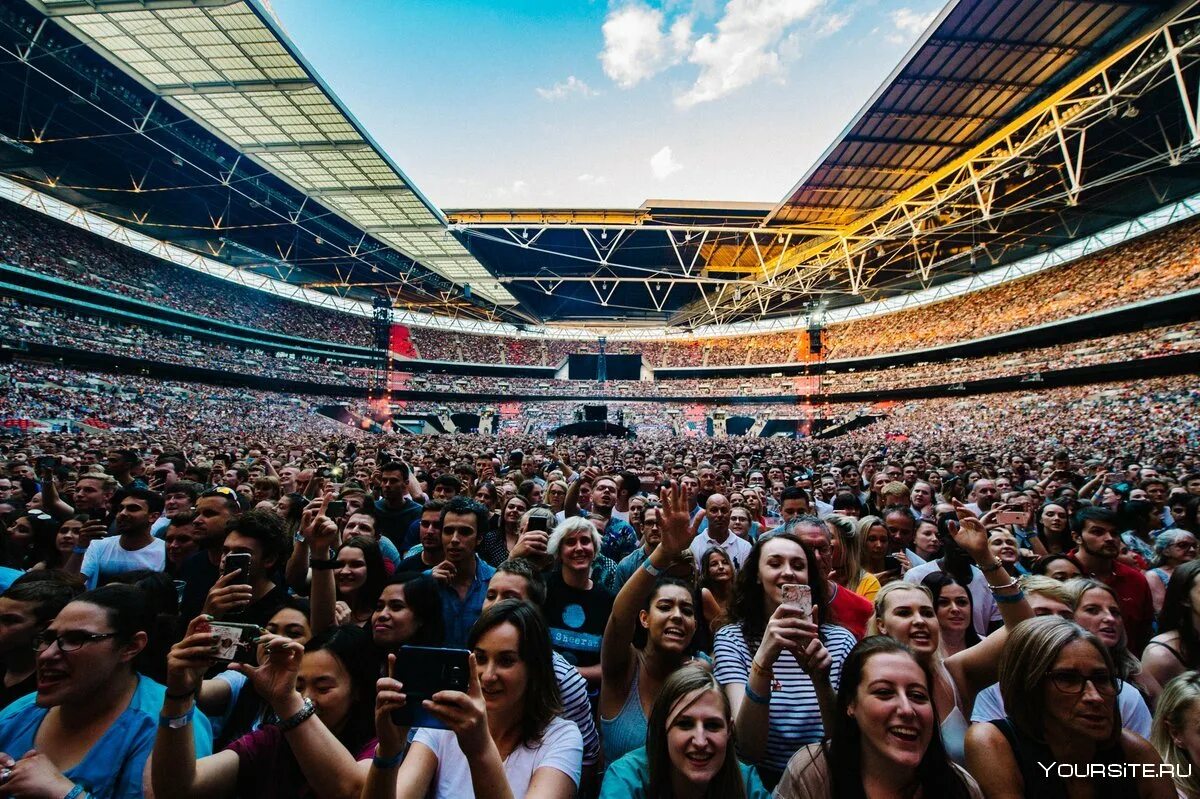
[[979, 558, 1004, 573], [993, 589, 1026, 604], [277, 697, 317, 732], [310, 559, 338, 570], [744, 682, 771, 705], [372, 743, 405, 769], [641, 559, 662, 578], [750, 657, 773, 677], [987, 574, 1021, 592], [159, 706, 195, 730], [63, 786, 86, 799]]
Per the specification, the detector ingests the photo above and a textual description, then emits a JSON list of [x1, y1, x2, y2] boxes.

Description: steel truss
[[454, 5, 1200, 328], [690, 4, 1200, 326]]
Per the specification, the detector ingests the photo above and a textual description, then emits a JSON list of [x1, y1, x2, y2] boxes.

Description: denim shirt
[[432, 555, 496, 648]]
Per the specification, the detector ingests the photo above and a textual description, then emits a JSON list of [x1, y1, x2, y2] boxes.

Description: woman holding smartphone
[[712, 531, 854, 788], [364, 600, 582, 799]]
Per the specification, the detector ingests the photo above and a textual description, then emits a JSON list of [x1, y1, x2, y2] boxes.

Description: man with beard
[[1070, 505, 1154, 651], [80, 488, 165, 589]]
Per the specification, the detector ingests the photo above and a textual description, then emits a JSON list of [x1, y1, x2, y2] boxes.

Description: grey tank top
[[600, 663, 647, 765]]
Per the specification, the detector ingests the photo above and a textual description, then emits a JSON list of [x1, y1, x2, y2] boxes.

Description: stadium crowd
[[6, 195, 1200, 374], [0, 341, 1199, 795], [3, 293, 1196, 403]]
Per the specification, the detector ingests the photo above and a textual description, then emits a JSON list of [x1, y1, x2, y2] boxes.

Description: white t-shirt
[[689, 531, 753, 571], [412, 715, 582, 798], [970, 681, 1151, 737], [80, 536, 166, 590]]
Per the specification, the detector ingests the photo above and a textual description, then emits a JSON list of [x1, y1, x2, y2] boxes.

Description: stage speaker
[[807, 327, 823, 355]]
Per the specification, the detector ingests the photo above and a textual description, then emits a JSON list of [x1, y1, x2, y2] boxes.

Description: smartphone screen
[[526, 515, 549, 533]]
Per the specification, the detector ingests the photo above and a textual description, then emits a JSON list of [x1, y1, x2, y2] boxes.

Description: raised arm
[[149, 616, 241, 799], [231, 635, 370, 799], [599, 484, 692, 711], [945, 502, 1033, 700], [304, 496, 342, 636]]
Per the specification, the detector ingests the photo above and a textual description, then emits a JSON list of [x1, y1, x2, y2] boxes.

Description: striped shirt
[[553, 650, 600, 767], [713, 622, 856, 773]]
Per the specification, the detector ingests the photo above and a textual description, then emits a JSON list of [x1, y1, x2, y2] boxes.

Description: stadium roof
[[8, 0, 514, 308], [450, 0, 1200, 326]]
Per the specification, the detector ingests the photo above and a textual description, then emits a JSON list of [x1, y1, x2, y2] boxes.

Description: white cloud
[[535, 75, 599, 101], [494, 180, 530, 199], [600, 3, 692, 89], [887, 7, 936, 44], [577, 173, 609, 185], [650, 146, 682, 179], [675, 0, 827, 108]]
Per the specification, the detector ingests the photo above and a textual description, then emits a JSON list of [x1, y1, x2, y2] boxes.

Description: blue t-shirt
[[0, 568, 22, 593], [0, 674, 212, 799]]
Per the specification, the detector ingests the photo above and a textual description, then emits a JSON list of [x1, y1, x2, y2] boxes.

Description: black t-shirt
[[396, 552, 436, 574], [374, 498, 423, 549], [542, 571, 613, 668], [0, 670, 36, 711]]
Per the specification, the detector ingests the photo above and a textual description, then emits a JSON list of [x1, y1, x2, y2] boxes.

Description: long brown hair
[[646, 663, 746, 799], [467, 599, 561, 746]]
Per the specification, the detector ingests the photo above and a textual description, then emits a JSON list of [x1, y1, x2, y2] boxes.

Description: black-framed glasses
[[1045, 670, 1121, 696], [33, 631, 117, 653]]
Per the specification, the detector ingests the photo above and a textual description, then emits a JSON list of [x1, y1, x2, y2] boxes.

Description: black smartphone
[[390, 646, 471, 729], [35, 455, 58, 474], [883, 553, 902, 572], [526, 515, 549, 533], [326, 500, 347, 519], [223, 552, 252, 579]]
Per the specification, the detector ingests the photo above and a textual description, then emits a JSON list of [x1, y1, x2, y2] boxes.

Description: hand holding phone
[[390, 646, 471, 729]]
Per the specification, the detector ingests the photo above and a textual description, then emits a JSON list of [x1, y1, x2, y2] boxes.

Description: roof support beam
[[157, 78, 315, 96], [309, 186, 411, 197], [240, 140, 369, 154], [34, 0, 240, 16], [841, 134, 966, 148]]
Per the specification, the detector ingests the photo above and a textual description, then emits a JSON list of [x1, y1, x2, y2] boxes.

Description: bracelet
[[987, 575, 1021, 592], [744, 682, 771, 705], [165, 686, 200, 701], [63, 786, 86, 799], [277, 697, 317, 732], [993, 589, 1026, 604], [310, 558, 338, 570], [750, 657, 773, 677], [642, 559, 662, 578], [979, 558, 1004, 573], [372, 743, 405, 769], [158, 706, 195, 730]]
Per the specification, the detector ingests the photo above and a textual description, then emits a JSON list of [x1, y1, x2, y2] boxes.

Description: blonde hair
[[548, 516, 602, 559], [867, 581, 933, 637], [1151, 671, 1200, 798], [827, 513, 866, 590], [1019, 575, 1074, 607]]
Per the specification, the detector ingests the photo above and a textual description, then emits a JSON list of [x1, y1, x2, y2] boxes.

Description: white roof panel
[[49, 0, 514, 306]]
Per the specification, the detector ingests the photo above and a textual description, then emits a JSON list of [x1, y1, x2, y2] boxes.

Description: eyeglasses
[[33, 631, 117, 653], [1045, 670, 1121, 696]]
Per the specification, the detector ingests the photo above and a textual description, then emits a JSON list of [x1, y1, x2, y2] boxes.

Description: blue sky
[[267, 0, 947, 208]]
